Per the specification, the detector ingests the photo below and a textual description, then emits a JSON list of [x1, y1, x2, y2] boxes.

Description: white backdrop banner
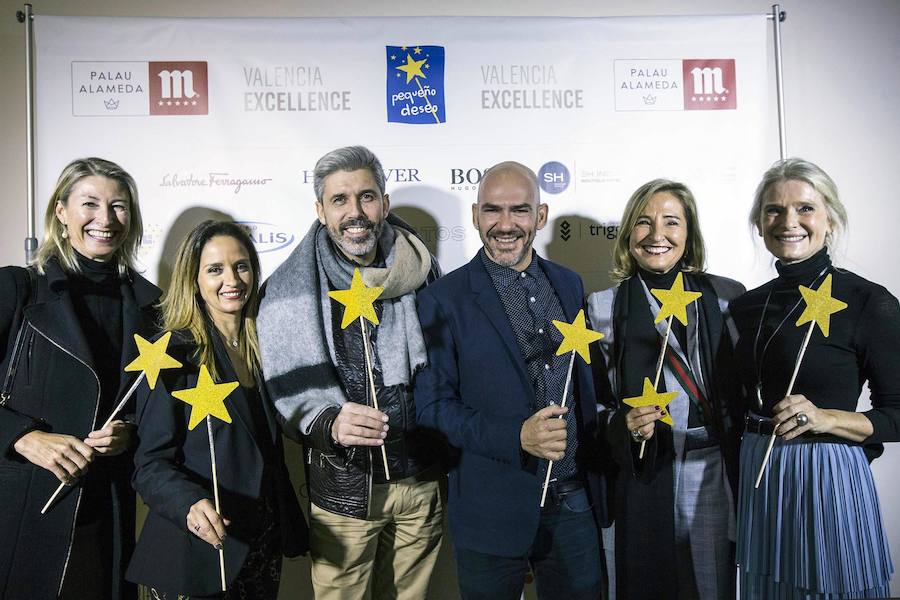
[[34, 15, 772, 292]]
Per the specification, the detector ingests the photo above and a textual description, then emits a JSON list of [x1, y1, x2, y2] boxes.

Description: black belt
[[546, 477, 584, 496], [745, 414, 777, 435], [744, 414, 822, 441]]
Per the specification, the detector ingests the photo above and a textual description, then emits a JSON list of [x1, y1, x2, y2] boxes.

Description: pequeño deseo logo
[[386, 45, 446, 124]]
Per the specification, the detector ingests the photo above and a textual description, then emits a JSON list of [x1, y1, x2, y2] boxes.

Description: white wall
[[2, 0, 899, 597]]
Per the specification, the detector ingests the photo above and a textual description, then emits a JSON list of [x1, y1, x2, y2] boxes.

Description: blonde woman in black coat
[[0, 158, 158, 599]]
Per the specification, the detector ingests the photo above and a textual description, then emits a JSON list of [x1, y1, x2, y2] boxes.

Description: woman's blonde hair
[[610, 179, 707, 282], [161, 220, 261, 381], [34, 157, 143, 276], [749, 157, 848, 253]]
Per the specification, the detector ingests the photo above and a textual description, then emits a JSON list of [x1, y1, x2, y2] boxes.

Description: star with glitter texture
[[171, 365, 236, 430], [328, 268, 385, 329], [650, 272, 703, 325], [621, 378, 677, 426], [796, 273, 848, 337], [124, 332, 182, 389], [552, 309, 604, 364]]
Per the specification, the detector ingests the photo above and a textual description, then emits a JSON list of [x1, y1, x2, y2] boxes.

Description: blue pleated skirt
[[737, 432, 894, 599]]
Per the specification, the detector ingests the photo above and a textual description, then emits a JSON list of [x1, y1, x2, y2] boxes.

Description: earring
[[61, 224, 68, 239]]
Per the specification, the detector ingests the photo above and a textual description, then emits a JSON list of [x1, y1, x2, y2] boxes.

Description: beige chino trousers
[[310, 470, 444, 600]]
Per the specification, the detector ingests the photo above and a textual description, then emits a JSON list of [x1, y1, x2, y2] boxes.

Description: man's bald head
[[476, 161, 541, 207], [472, 161, 548, 272]]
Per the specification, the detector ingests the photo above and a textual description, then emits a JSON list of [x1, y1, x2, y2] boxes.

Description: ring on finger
[[795, 412, 809, 427], [630, 428, 644, 442], [194, 524, 201, 532]]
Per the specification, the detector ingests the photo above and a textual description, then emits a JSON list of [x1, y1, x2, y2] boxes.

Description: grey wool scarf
[[258, 215, 433, 436]]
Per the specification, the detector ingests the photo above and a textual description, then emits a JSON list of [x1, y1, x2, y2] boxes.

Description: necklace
[[217, 329, 239, 349], [751, 267, 827, 410]]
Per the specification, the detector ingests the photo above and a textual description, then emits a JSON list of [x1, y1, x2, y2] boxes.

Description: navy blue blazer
[[127, 331, 307, 596], [414, 252, 609, 557]]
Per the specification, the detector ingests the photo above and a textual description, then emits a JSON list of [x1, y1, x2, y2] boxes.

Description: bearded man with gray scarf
[[257, 146, 444, 600]]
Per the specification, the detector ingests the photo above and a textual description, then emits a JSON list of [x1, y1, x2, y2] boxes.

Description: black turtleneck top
[[70, 252, 124, 416], [730, 248, 900, 446], [69, 252, 124, 523]]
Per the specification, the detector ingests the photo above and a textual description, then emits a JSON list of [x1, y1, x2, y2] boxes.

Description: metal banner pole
[[768, 4, 788, 159], [17, 4, 38, 265]]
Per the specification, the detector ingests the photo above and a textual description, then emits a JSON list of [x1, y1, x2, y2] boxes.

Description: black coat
[[0, 259, 160, 600], [127, 331, 308, 596]]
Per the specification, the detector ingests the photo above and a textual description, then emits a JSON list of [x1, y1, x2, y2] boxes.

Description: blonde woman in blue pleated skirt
[[730, 158, 896, 598]]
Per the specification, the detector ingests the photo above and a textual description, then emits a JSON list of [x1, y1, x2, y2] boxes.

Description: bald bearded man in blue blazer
[[414, 161, 610, 600]]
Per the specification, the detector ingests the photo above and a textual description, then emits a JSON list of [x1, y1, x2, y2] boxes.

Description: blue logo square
[[386, 45, 446, 124]]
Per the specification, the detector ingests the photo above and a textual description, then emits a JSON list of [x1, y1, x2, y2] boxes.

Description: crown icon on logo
[[104, 98, 120, 110], [642, 94, 657, 106]]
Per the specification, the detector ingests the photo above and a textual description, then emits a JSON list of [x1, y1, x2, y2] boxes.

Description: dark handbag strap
[[1, 268, 36, 406]]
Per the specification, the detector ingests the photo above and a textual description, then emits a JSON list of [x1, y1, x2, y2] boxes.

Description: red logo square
[[682, 59, 736, 110], [149, 61, 208, 116]]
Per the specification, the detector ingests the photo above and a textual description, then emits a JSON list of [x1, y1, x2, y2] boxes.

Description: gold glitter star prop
[[328, 268, 385, 329], [650, 272, 703, 325], [124, 332, 182, 389], [395, 53, 427, 84], [795, 273, 848, 337], [171, 365, 236, 430], [622, 377, 677, 426], [552, 309, 605, 364]]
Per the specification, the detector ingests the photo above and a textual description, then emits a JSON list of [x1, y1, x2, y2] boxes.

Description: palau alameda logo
[[71, 60, 208, 117], [386, 45, 446, 124], [613, 58, 736, 112]]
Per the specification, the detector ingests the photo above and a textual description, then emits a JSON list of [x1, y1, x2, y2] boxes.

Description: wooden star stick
[[328, 268, 390, 479], [206, 415, 227, 591], [639, 314, 674, 459], [361, 317, 391, 479], [539, 310, 604, 507], [172, 364, 237, 591], [539, 351, 576, 508], [631, 273, 702, 459], [754, 273, 847, 489], [41, 332, 182, 515]]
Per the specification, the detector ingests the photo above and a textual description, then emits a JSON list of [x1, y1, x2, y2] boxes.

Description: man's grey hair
[[312, 145, 387, 202]]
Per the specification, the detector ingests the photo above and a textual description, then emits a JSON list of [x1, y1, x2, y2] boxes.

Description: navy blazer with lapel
[[127, 331, 307, 596], [414, 252, 608, 557]]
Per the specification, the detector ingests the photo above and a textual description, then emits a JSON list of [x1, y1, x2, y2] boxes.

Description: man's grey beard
[[327, 217, 383, 259]]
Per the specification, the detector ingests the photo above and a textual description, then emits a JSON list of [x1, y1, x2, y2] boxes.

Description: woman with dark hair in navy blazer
[[127, 220, 308, 598]]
